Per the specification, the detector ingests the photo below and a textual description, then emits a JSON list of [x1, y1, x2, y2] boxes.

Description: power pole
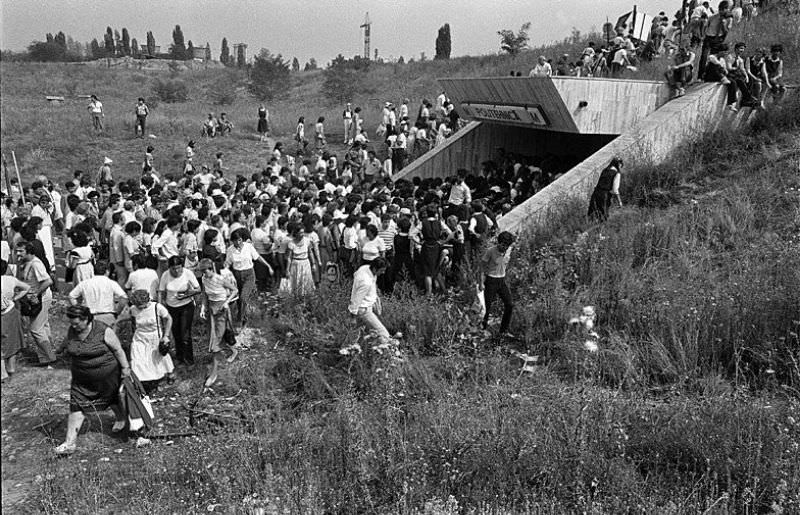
[[360, 12, 371, 60]]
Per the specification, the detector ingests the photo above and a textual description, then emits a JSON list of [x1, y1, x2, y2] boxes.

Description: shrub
[[151, 78, 188, 103], [205, 73, 239, 105], [248, 49, 290, 101]]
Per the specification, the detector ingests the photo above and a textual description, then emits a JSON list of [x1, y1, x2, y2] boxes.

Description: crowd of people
[[1, 110, 534, 452]]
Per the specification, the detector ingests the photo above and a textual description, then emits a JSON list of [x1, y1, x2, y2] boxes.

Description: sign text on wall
[[459, 102, 549, 127]]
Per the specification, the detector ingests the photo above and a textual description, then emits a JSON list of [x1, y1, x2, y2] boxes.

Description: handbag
[[19, 293, 43, 317], [154, 303, 171, 356]]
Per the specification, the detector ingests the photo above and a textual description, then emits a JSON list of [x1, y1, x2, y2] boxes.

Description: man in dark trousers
[[479, 231, 515, 338]]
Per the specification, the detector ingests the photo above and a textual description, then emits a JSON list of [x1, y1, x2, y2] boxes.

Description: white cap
[[104, 157, 113, 165]]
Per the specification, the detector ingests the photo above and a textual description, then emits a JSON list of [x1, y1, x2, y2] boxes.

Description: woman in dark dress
[[54, 305, 131, 455], [419, 205, 442, 295], [257, 105, 269, 142], [588, 157, 623, 222]]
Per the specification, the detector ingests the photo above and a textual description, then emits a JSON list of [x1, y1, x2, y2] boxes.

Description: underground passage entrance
[[392, 76, 671, 184]]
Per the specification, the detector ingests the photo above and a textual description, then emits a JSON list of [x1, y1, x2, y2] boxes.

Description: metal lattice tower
[[360, 12, 371, 59]]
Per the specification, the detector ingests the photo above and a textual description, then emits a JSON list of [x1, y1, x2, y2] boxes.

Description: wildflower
[[584, 340, 599, 352], [339, 343, 362, 355], [512, 351, 538, 363]]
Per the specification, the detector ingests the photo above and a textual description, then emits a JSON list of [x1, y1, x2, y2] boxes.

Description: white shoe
[[135, 437, 151, 448], [54, 442, 76, 455], [111, 421, 126, 433]]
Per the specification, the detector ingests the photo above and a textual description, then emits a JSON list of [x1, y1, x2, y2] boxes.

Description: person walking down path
[[134, 97, 149, 138], [88, 94, 104, 132], [348, 257, 391, 344], [15, 241, 57, 366], [198, 259, 239, 388], [1, 259, 30, 382], [158, 256, 201, 365], [53, 305, 131, 455], [257, 105, 270, 142], [117, 289, 174, 393], [479, 231, 516, 338]]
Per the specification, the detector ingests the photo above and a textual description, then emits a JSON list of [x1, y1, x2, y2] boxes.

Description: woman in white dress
[[67, 231, 95, 286], [118, 289, 174, 391], [286, 222, 315, 296]]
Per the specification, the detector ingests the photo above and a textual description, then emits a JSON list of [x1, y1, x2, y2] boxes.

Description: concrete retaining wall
[[498, 83, 757, 234]]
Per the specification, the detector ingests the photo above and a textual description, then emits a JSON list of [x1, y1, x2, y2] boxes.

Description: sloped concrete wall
[[498, 84, 757, 234]]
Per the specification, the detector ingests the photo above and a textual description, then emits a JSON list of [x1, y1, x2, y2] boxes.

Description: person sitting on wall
[[588, 157, 623, 222], [762, 44, 786, 102], [725, 42, 760, 111], [702, 44, 731, 84], [665, 45, 696, 98]]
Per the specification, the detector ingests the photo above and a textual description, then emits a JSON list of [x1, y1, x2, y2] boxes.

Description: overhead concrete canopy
[[439, 76, 671, 135]]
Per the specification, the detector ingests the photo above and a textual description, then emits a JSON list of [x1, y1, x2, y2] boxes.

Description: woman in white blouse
[[225, 228, 272, 328]]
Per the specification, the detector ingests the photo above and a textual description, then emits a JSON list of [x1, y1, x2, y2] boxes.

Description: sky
[[0, 0, 670, 64]]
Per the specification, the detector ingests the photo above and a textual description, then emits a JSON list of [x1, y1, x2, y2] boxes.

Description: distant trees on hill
[[146, 31, 156, 56], [435, 23, 452, 60], [172, 25, 187, 60], [292, 57, 300, 72], [15, 24, 225, 62], [304, 58, 318, 71], [498, 22, 531, 55]]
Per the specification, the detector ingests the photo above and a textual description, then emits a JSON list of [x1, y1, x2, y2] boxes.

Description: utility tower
[[360, 12, 371, 60]]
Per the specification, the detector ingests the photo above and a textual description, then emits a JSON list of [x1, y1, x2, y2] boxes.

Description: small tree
[[398, 55, 405, 64], [435, 23, 452, 60], [291, 56, 300, 72], [205, 43, 211, 61], [131, 38, 139, 58], [187, 40, 195, 60], [90, 38, 102, 59], [220, 37, 230, 64], [146, 31, 156, 56], [304, 58, 318, 71], [121, 28, 131, 56], [114, 30, 122, 56], [497, 22, 531, 55], [321, 54, 370, 103], [237, 45, 246, 67], [172, 25, 186, 60], [104, 27, 115, 57], [55, 32, 67, 50], [248, 49, 290, 101]]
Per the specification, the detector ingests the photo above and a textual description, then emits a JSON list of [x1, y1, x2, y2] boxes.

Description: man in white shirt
[[529, 56, 552, 77], [348, 258, 390, 344], [87, 94, 104, 132], [68, 260, 128, 328], [445, 169, 472, 222]]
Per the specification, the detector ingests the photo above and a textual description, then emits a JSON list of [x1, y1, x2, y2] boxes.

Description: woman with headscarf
[[117, 289, 174, 392], [54, 305, 130, 454]]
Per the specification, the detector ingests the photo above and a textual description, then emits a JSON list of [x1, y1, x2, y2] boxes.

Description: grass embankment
[[2, 85, 798, 515]]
